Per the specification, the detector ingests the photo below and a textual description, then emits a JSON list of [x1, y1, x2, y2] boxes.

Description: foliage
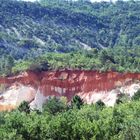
[[71, 95, 84, 109], [1, 98, 140, 139], [116, 93, 130, 104], [0, 55, 14, 76], [10, 45, 140, 75], [43, 96, 67, 115], [132, 90, 140, 101], [18, 101, 30, 114], [95, 100, 105, 109]]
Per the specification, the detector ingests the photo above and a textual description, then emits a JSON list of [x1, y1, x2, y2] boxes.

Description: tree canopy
[[1, 95, 140, 140]]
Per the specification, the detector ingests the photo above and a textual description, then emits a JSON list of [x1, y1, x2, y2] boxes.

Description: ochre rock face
[[0, 70, 140, 111], [39, 70, 140, 101], [0, 70, 140, 96]]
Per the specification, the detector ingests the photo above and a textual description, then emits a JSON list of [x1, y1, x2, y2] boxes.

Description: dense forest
[[0, 0, 140, 75], [0, 91, 140, 140]]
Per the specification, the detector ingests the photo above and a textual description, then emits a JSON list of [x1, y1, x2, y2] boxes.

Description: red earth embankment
[[0, 70, 140, 111]]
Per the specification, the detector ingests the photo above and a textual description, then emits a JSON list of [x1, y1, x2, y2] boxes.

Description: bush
[[43, 97, 67, 115], [18, 101, 30, 114], [116, 93, 130, 104], [95, 100, 105, 109], [71, 95, 84, 109], [132, 90, 140, 101]]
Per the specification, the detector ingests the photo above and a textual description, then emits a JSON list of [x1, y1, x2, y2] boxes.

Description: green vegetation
[[18, 101, 30, 114], [0, 95, 140, 140], [0, 0, 140, 75], [11, 46, 140, 74], [132, 90, 140, 101], [43, 96, 67, 115], [0, 55, 14, 76], [71, 95, 84, 109]]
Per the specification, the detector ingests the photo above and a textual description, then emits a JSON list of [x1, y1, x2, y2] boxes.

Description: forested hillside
[[0, 0, 140, 75]]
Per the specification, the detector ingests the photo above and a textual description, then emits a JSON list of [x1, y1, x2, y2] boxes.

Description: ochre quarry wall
[[0, 70, 140, 111], [40, 70, 140, 101]]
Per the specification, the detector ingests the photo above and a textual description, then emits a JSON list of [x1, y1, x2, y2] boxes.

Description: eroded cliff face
[[0, 70, 140, 111]]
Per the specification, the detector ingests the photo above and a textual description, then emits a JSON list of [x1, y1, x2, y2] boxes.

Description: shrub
[[18, 101, 30, 114], [71, 95, 84, 109], [132, 90, 140, 101]]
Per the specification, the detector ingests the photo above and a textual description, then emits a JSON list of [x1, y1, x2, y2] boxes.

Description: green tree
[[132, 90, 140, 101], [43, 97, 67, 115], [18, 101, 30, 114], [71, 95, 84, 109]]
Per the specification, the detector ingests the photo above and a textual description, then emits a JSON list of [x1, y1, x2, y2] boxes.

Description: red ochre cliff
[[0, 70, 140, 111]]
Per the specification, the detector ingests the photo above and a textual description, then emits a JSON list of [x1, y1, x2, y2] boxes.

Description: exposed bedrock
[[0, 70, 140, 111]]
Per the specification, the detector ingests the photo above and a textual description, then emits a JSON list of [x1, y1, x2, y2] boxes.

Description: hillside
[[0, 0, 140, 75], [1, 1, 140, 139]]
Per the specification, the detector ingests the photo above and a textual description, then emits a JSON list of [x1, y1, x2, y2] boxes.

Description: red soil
[[0, 70, 140, 111], [0, 70, 140, 102]]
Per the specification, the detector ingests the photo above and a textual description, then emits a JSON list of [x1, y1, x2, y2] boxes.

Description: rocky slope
[[0, 70, 140, 111]]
